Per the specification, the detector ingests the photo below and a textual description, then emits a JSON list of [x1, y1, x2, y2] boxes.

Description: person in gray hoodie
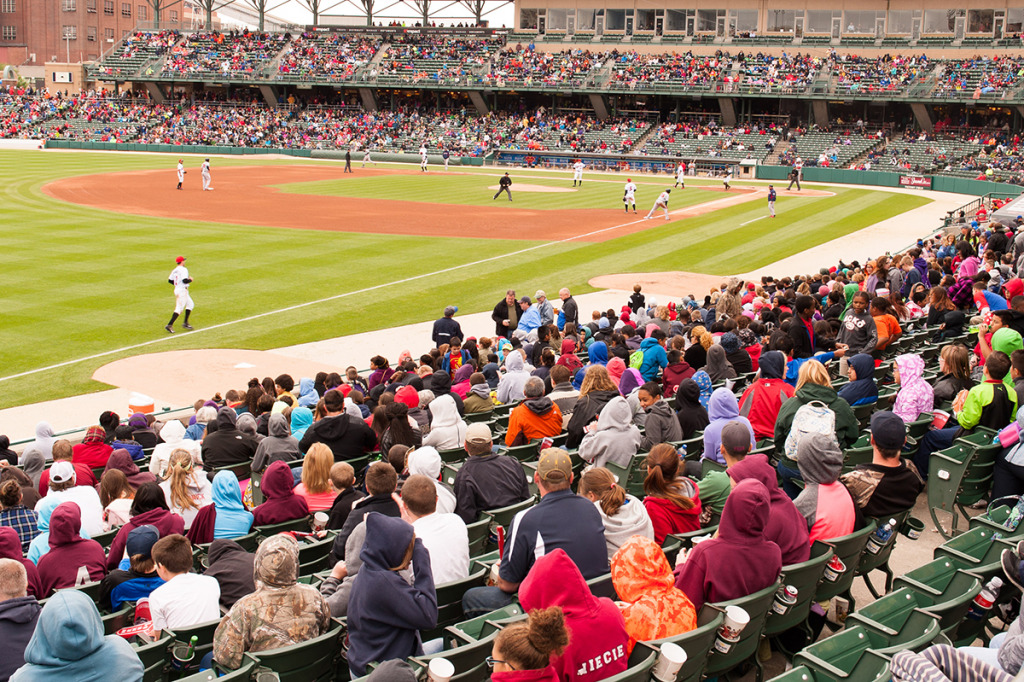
[[251, 413, 300, 473], [463, 373, 494, 414], [793, 432, 860, 543], [637, 382, 682, 451], [578, 397, 642, 469]]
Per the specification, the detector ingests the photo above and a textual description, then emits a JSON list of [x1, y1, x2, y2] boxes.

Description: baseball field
[[0, 149, 931, 410]]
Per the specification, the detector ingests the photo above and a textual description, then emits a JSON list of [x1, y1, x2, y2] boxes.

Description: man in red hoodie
[[71, 426, 114, 470], [35, 502, 107, 597], [737, 350, 796, 440], [519, 549, 630, 681]]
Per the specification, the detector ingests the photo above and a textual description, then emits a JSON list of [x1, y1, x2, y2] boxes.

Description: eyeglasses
[[486, 657, 511, 670]]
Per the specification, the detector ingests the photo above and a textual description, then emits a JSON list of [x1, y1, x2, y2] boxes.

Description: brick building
[[0, 0, 188, 67]]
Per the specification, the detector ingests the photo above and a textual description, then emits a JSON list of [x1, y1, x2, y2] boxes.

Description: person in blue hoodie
[[702, 388, 756, 465], [346, 512, 437, 677], [638, 329, 669, 382], [297, 378, 320, 408], [184, 471, 253, 545], [10, 589, 143, 682], [572, 341, 609, 390], [837, 353, 879, 407]]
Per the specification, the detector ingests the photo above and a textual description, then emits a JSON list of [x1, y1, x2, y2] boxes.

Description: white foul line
[[740, 216, 765, 226], [0, 210, 678, 383]]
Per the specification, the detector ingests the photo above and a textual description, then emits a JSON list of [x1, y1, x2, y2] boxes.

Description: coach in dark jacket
[[298, 389, 377, 461], [491, 290, 520, 337], [431, 307, 463, 348], [202, 408, 259, 470]]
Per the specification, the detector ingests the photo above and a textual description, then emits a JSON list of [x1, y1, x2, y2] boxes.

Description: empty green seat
[[451, 603, 525, 641], [792, 626, 891, 681], [844, 588, 941, 654], [892, 558, 983, 637], [423, 566, 489, 641]]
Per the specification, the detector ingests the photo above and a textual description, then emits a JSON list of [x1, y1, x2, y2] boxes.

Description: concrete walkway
[[0, 182, 972, 444]]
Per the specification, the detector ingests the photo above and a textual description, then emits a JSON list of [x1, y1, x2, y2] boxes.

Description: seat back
[[166, 617, 223, 674], [426, 567, 490, 640], [893, 558, 983, 635], [586, 572, 617, 600], [501, 441, 541, 462], [174, 660, 256, 682], [255, 516, 313, 537], [933, 525, 1005, 567], [815, 521, 877, 603], [438, 447, 468, 463], [411, 631, 497, 682], [57, 580, 103, 605], [452, 603, 524, 641], [793, 628, 891, 681], [596, 650, 656, 682], [91, 528, 119, 550], [132, 634, 172, 682], [483, 496, 536, 529], [765, 541, 833, 637], [702, 580, 781, 678], [101, 603, 134, 635], [856, 511, 910, 579], [646, 608, 725, 682], [297, 531, 337, 576], [247, 622, 344, 682], [465, 518, 490, 558]]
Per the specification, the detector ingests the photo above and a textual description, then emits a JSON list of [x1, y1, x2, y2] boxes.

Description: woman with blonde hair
[[579, 467, 653, 561], [566, 365, 621, 449], [773, 359, 860, 496], [159, 448, 212, 529], [642, 443, 701, 543], [294, 443, 337, 512], [100, 469, 135, 530], [685, 325, 713, 370]]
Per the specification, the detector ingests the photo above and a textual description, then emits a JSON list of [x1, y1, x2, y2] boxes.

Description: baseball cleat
[[165, 325, 174, 333], [183, 323, 194, 330]]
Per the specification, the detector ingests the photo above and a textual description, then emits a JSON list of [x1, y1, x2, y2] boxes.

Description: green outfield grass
[[0, 149, 930, 410]]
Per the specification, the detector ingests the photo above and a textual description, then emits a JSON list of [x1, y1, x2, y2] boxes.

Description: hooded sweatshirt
[[640, 399, 683, 451], [149, 419, 200, 478], [572, 343, 610, 390], [101, 449, 157, 490], [21, 449, 44, 491], [0, 593, 40, 682], [673, 379, 710, 439], [643, 477, 702, 544], [251, 414, 301, 473], [32, 423, 55, 461], [519, 549, 630, 682], [893, 354, 934, 424], [71, 427, 113, 470], [407, 447, 457, 515], [794, 433, 857, 543], [505, 396, 563, 447], [497, 352, 531, 404], [186, 471, 254, 546], [203, 539, 256, 609], [27, 498, 90, 565], [10, 590, 143, 682], [105, 506, 185, 571], [612, 536, 696, 649], [702, 388, 756, 464], [213, 534, 331, 669], [464, 382, 494, 414], [638, 337, 669, 382], [202, 408, 259, 471], [738, 351, 796, 440], [297, 378, 319, 408], [579, 397, 642, 469], [0, 527, 42, 598], [837, 354, 879, 407], [347, 513, 437, 677], [251, 461, 309, 526], [422, 395, 468, 451], [662, 359, 695, 398], [674, 478, 782, 612], [290, 407, 314, 442], [727, 454, 810, 565], [36, 503, 107, 597], [298, 408, 377, 462], [595, 494, 654, 562], [774, 382, 860, 456], [37, 477, 105, 538]]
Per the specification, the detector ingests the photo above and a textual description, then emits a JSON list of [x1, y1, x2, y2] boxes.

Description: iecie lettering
[[576, 645, 626, 675]]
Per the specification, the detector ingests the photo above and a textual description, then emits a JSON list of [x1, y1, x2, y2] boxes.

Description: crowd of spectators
[[164, 30, 289, 79], [829, 52, 931, 94], [277, 32, 384, 81], [608, 50, 730, 90], [935, 55, 1023, 97], [485, 45, 604, 87]]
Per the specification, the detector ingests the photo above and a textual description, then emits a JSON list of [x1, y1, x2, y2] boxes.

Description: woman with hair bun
[[488, 606, 570, 681], [578, 468, 653, 561]]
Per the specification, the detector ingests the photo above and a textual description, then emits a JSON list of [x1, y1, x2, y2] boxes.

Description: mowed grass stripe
[[0, 150, 928, 408]]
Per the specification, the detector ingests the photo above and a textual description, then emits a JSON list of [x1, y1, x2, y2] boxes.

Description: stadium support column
[[588, 94, 609, 121], [144, 82, 166, 104], [717, 98, 736, 127], [259, 85, 278, 106], [910, 102, 934, 134], [468, 90, 489, 115], [358, 88, 379, 111], [811, 100, 829, 126]]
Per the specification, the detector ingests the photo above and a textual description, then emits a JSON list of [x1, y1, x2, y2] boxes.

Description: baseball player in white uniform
[[572, 159, 584, 187], [723, 170, 733, 191], [201, 158, 212, 191], [176, 159, 185, 190], [166, 256, 194, 333], [362, 149, 373, 167], [623, 178, 637, 214], [644, 189, 672, 220], [674, 162, 686, 188], [420, 145, 428, 172]]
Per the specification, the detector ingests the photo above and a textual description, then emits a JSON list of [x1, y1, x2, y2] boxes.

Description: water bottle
[[865, 518, 896, 554], [1004, 498, 1024, 531], [966, 577, 1003, 620]]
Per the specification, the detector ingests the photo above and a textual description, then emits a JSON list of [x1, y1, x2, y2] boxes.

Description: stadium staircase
[[763, 139, 790, 165]]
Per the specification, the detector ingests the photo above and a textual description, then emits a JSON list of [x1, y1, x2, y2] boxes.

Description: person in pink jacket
[[892, 354, 934, 423]]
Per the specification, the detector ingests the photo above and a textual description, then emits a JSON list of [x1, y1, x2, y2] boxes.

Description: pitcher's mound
[[487, 183, 575, 193]]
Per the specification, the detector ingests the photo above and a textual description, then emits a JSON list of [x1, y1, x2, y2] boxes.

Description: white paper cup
[[427, 657, 455, 682], [720, 605, 750, 640], [313, 512, 328, 530], [652, 642, 687, 682]]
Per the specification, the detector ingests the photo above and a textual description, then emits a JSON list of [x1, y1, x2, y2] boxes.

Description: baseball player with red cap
[[166, 256, 194, 333], [623, 178, 637, 214]]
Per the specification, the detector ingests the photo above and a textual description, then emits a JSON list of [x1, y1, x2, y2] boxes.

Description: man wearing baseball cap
[[452, 423, 529, 524], [461, 447, 607, 617], [166, 255, 195, 333], [431, 305, 462, 348], [534, 290, 553, 326], [840, 411, 923, 519], [100, 525, 164, 611]]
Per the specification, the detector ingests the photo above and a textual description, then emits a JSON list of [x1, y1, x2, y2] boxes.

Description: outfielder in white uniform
[[166, 256, 194, 333], [723, 170, 733, 191], [674, 162, 686, 188], [645, 189, 672, 220], [176, 160, 185, 190], [572, 160, 584, 187], [623, 178, 638, 214], [362, 150, 373, 167], [420, 146, 428, 172], [201, 159, 212, 191]]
